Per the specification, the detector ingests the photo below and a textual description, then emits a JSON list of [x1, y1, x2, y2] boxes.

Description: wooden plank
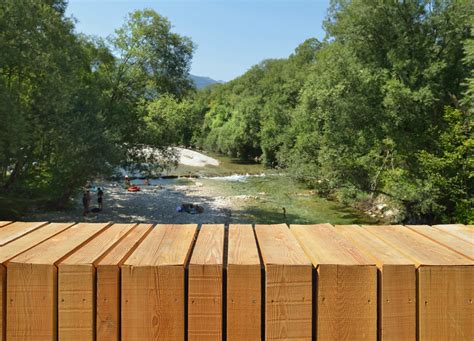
[[96, 224, 152, 341], [0, 222, 12, 228], [333, 225, 416, 341], [0, 221, 48, 246], [0, 222, 74, 341], [227, 224, 261, 341], [255, 224, 312, 340], [291, 224, 377, 340], [418, 265, 473, 340], [362, 225, 471, 266], [6, 222, 110, 340], [58, 223, 136, 341], [122, 224, 196, 340], [188, 224, 224, 340], [432, 224, 473, 243], [362, 225, 473, 340], [406, 225, 473, 260]]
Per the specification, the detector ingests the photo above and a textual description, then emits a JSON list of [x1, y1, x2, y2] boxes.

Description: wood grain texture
[[379, 265, 416, 341], [0, 222, 74, 341], [362, 226, 473, 339], [6, 222, 110, 340], [406, 225, 473, 260], [0, 222, 12, 227], [122, 224, 197, 340], [362, 225, 471, 266], [227, 225, 260, 340], [7, 263, 57, 341], [432, 224, 474, 244], [256, 224, 312, 340], [256, 224, 311, 266], [58, 223, 136, 341], [96, 224, 152, 341], [188, 224, 224, 340], [333, 225, 415, 340], [291, 224, 377, 340], [333, 225, 414, 266], [0, 223, 75, 264], [291, 224, 374, 265], [0, 221, 48, 246], [316, 264, 377, 340], [418, 265, 473, 340]]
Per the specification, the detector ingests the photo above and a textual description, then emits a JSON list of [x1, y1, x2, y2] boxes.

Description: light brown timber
[[255, 224, 312, 340], [6, 222, 110, 340], [188, 224, 224, 340], [227, 224, 261, 341], [122, 224, 196, 340], [291, 224, 377, 340], [0, 221, 48, 246], [0, 222, 74, 341], [333, 224, 416, 340], [362, 225, 473, 340], [58, 223, 136, 341], [96, 223, 152, 341], [432, 224, 473, 243]]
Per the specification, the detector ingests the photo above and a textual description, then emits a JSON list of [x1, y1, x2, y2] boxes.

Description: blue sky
[[66, 0, 330, 81]]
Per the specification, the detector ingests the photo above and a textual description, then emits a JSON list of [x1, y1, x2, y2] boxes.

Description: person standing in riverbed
[[97, 187, 104, 210]]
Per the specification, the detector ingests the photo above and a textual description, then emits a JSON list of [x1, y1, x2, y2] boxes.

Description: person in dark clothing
[[97, 187, 104, 210], [82, 192, 89, 216]]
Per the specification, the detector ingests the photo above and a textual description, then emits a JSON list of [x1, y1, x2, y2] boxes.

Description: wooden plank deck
[[0, 222, 75, 341], [292, 224, 377, 340], [121, 224, 196, 340], [406, 225, 473, 260], [96, 224, 152, 341], [333, 225, 416, 340], [256, 224, 312, 340], [432, 224, 473, 243], [0, 221, 472, 340], [188, 224, 224, 340], [0, 221, 48, 246], [58, 223, 136, 340], [362, 225, 473, 340], [227, 224, 261, 340], [6, 222, 110, 340]]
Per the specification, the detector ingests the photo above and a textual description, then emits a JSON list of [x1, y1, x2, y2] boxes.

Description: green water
[[169, 152, 374, 224], [202, 175, 375, 225]]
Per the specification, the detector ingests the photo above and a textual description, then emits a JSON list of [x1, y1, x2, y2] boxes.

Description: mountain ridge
[[190, 74, 224, 89]]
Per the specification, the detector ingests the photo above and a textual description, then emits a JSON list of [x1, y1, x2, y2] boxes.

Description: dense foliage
[[190, 0, 473, 223], [0, 0, 472, 223], [0, 1, 194, 214]]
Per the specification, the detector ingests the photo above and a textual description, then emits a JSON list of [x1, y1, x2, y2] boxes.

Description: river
[[26, 152, 375, 224]]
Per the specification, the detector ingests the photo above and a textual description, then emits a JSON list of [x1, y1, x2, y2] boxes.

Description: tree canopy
[[190, 0, 473, 223], [0, 0, 471, 223], [0, 1, 194, 212]]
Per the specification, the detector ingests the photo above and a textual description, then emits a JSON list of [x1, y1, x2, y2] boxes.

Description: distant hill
[[190, 74, 224, 89]]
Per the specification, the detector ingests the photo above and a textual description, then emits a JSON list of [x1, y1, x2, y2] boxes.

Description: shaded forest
[[0, 0, 472, 223]]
